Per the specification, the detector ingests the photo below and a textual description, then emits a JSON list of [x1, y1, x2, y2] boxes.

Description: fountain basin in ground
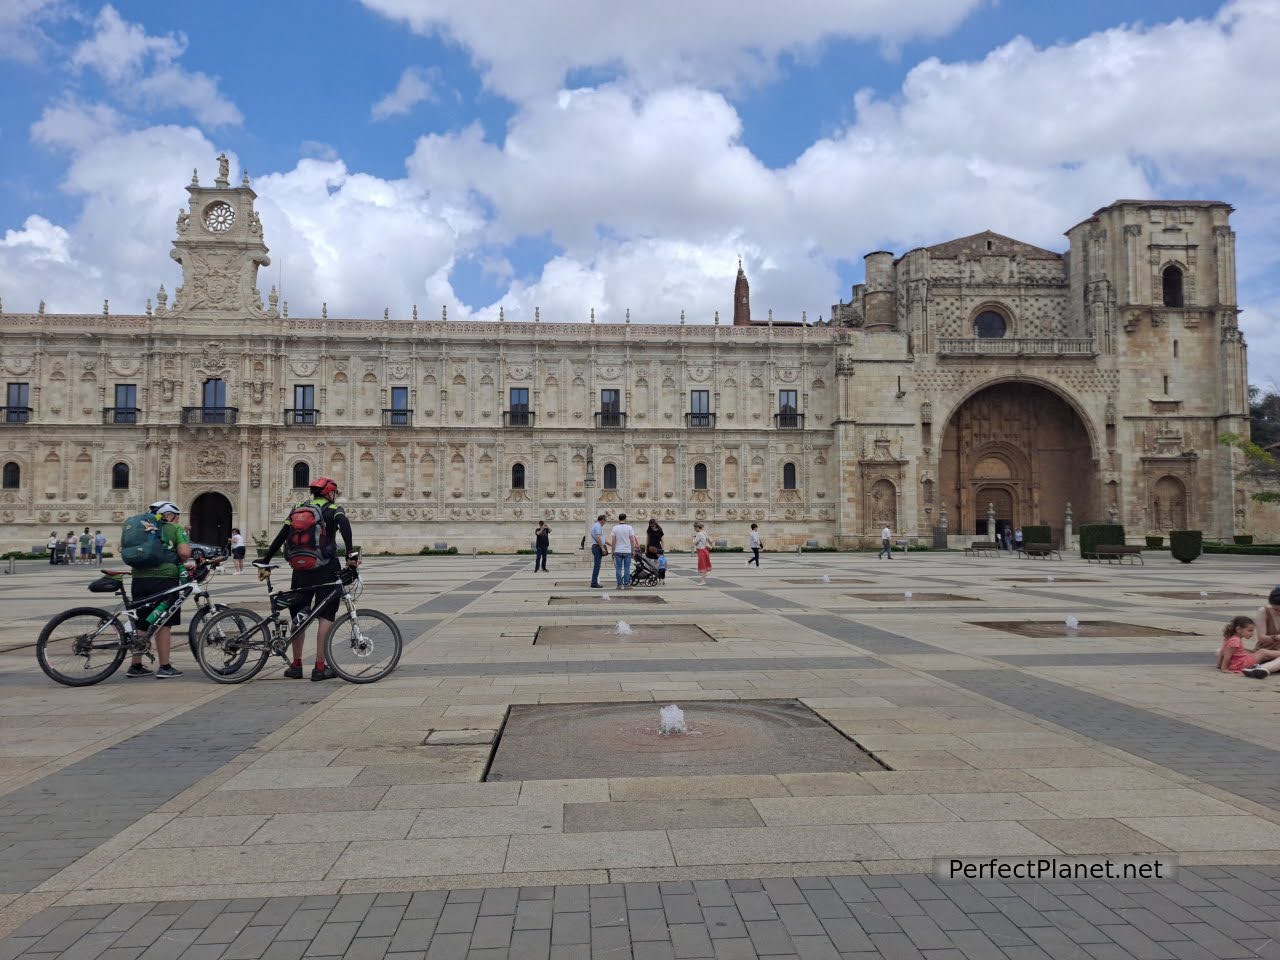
[[970, 620, 1198, 638], [484, 699, 885, 781], [533, 623, 714, 645]]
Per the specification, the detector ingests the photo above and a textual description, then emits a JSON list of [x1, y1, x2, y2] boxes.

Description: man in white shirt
[[747, 524, 761, 567], [610, 513, 639, 589], [879, 525, 893, 559], [589, 514, 608, 588]]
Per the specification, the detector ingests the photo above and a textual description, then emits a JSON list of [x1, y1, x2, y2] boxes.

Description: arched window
[[110, 462, 130, 490], [511, 463, 526, 489], [973, 310, 1008, 339], [603, 463, 618, 490], [1, 462, 18, 489], [1162, 265, 1185, 308], [783, 462, 797, 490], [292, 462, 310, 489], [693, 462, 708, 490]]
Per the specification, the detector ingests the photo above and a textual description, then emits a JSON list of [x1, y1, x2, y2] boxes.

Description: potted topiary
[[1234, 534, 1254, 546], [1169, 530, 1202, 564], [1145, 535, 1164, 549], [252, 530, 272, 559]]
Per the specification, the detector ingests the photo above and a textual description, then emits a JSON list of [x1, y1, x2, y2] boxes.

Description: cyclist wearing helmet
[[260, 477, 358, 680], [127, 501, 195, 679]]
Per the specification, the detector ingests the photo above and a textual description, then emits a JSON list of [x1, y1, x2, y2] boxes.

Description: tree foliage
[[1221, 429, 1279, 505]]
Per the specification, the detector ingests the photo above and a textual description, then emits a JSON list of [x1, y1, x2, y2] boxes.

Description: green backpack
[[120, 513, 173, 568]]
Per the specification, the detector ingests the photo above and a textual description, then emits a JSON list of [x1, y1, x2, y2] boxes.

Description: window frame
[[292, 462, 311, 489], [602, 462, 618, 490], [782, 461, 798, 490], [202, 378, 227, 408], [778, 389, 798, 415], [693, 462, 709, 490], [110, 462, 130, 490], [1, 462, 18, 489], [511, 462, 526, 489]]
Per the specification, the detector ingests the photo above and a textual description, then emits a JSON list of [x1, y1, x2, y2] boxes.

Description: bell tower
[[169, 153, 272, 319], [733, 258, 751, 326]]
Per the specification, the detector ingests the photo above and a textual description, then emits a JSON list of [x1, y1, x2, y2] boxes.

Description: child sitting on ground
[[1218, 616, 1280, 679], [656, 554, 667, 582]]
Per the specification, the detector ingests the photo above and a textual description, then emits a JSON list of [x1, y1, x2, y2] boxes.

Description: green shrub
[[1234, 534, 1254, 546], [1169, 530, 1203, 564], [2, 550, 49, 560], [1145, 535, 1164, 549], [1079, 524, 1125, 557], [1021, 525, 1052, 544], [1203, 541, 1280, 555], [710, 546, 744, 552], [419, 545, 460, 555]]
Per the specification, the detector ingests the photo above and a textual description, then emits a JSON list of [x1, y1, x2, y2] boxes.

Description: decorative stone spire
[[145, 297, 152, 317], [714, 310, 720, 325], [191, 168, 199, 186], [590, 307, 596, 323], [282, 300, 289, 318], [535, 306, 540, 322], [625, 308, 631, 324], [412, 304, 418, 320], [38, 299, 45, 316], [322, 301, 328, 319], [499, 305, 505, 323], [268, 286, 279, 315], [680, 309, 686, 325], [767, 308, 773, 325], [384, 307, 390, 320], [801, 309, 808, 324], [156, 285, 167, 312], [441, 304, 447, 321], [242, 169, 250, 187], [103, 299, 109, 317], [733, 257, 751, 326]]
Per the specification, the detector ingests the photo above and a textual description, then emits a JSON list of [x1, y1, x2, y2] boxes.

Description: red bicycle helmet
[[310, 477, 339, 498]]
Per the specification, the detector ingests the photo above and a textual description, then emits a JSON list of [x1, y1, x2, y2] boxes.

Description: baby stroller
[[631, 550, 661, 588]]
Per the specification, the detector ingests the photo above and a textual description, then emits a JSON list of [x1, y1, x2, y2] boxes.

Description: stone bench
[[964, 541, 1001, 557], [1019, 541, 1062, 560], [1085, 544, 1144, 565]]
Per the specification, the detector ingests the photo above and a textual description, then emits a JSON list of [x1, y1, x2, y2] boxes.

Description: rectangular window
[[5, 382, 30, 423], [691, 390, 709, 414], [510, 387, 529, 411], [202, 379, 227, 408], [114, 384, 137, 409], [779, 390, 797, 414], [601, 389, 620, 413], [391, 386, 409, 410], [294, 384, 315, 409]]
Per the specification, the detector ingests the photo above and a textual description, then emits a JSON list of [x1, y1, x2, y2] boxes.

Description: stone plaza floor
[[0, 548, 1278, 958]]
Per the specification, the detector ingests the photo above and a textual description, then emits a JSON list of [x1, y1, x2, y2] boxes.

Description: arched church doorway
[[940, 381, 1097, 539], [190, 491, 233, 551]]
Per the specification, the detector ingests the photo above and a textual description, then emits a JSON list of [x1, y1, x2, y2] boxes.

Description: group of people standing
[[46, 528, 107, 566], [575, 516, 763, 588]]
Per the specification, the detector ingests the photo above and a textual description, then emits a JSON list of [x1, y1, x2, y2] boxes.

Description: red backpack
[[284, 500, 329, 571]]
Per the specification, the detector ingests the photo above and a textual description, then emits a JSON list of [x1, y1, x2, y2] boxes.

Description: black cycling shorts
[[132, 577, 182, 627], [288, 564, 342, 622]]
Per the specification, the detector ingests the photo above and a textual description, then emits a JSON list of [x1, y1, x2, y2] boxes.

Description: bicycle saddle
[[253, 562, 281, 571]]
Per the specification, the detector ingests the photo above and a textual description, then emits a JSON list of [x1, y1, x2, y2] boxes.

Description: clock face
[[204, 201, 236, 233]]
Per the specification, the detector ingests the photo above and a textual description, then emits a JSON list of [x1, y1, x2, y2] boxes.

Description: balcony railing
[[936, 337, 1096, 356], [1, 406, 32, 424], [775, 412, 804, 429], [284, 408, 319, 427], [504, 410, 535, 428], [382, 408, 413, 428], [595, 411, 626, 429], [686, 412, 716, 429], [181, 406, 238, 426], [102, 407, 139, 425]]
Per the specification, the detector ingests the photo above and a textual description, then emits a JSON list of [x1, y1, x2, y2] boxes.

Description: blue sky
[[1, 0, 1277, 379]]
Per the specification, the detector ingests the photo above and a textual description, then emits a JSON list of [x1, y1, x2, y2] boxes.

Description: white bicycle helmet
[[149, 500, 181, 516]]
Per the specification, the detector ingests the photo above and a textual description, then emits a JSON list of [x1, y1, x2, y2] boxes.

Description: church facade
[[0, 158, 1255, 552]]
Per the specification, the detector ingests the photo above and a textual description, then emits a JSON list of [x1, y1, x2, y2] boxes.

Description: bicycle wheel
[[325, 608, 402, 683], [188, 602, 236, 661], [36, 606, 127, 687], [195, 607, 271, 684]]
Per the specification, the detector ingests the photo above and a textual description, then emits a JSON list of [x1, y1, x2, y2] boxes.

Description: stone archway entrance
[[940, 381, 1097, 539], [190, 491, 233, 551]]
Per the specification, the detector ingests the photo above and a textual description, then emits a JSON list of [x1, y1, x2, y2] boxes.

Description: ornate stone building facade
[[0, 158, 1255, 552]]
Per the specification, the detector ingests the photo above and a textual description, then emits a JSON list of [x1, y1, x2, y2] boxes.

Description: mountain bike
[[193, 556, 401, 684], [35, 559, 251, 686]]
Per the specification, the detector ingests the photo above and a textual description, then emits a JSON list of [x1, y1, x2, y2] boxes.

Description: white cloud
[[31, 99, 124, 150], [70, 5, 242, 126], [1, 215, 72, 264], [0, 0, 64, 63], [359, 0, 985, 100], [372, 66, 436, 120]]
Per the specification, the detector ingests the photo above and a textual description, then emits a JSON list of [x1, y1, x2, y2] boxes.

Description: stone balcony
[[936, 337, 1096, 357]]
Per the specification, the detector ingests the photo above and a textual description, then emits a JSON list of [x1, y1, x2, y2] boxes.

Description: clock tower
[[169, 153, 272, 319]]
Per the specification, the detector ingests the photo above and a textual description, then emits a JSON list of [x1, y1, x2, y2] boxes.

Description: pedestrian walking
[[693, 523, 712, 584], [228, 528, 246, 574], [589, 513, 608, 588], [1013, 527, 1024, 553], [65, 531, 78, 565], [610, 513, 638, 589], [93, 529, 106, 567], [534, 521, 551, 572], [46, 531, 58, 566], [878, 525, 893, 559], [747, 524, 761, 567]]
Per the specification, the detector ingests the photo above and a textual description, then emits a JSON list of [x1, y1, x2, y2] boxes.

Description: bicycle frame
[[254, 567, 359, 654], [93, 566, 217, 650]]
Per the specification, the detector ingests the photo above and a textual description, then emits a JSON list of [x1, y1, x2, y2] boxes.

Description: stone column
[[1063, 501, 1073, 550], [987, 501, 996, 542], [582, 445, 596, 567]]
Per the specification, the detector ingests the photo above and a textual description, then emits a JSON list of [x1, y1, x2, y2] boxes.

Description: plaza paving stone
[[0, 549, 1278, 956]]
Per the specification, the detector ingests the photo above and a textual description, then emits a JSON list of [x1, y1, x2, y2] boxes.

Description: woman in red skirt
[[693, 522, 712, 585]]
